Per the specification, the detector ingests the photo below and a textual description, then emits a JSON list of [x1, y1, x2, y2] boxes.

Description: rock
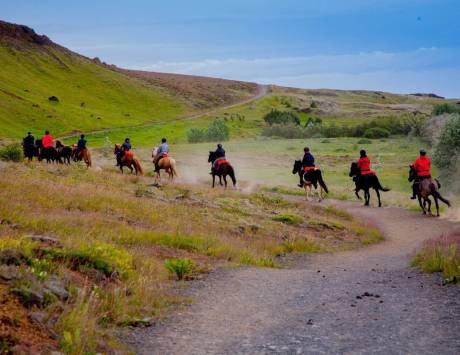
[[0, 249, 26, 265], [12, 287, 45, 308], [29, 311, 46, 324], [0, 264, 20, 280], [26, 234, 62, 247], [48, 96, 59, 102], [122, 317, 154, 327], [44, 276, 69, 300]]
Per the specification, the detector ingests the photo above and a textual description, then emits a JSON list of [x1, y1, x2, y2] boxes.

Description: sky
[[2, 0, 460, 97]]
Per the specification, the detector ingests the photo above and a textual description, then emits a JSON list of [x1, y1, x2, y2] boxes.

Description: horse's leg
[[418, 196, 426, 214], [427, 197, 433, 215], [219, 175, 223, 186], [223, 175, 228, 189], [212, 174, 216, 188], [434, 196, 440, 217], [375, 188, 382, 207]]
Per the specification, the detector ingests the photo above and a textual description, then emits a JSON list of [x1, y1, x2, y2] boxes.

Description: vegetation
[[432, 103, 460, 116], [164, 258, 195, 280], [264, 109, 300, 126], [412, 232, 460, 284], [0, 143, 23, 162], [187, 119, 230, 143]]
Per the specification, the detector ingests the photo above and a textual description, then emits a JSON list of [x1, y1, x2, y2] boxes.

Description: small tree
[[206, 120, 230, 142], [263, 109, 300, 126], [363, 127, 390, 139], [187, 128, 207, 143], [434, 114, 460, 184]]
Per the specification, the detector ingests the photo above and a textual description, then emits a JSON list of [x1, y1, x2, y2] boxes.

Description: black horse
[[55, 140, 73, 165], [292, 160, 329, 201], [349, 162, 389, 207], [408, 166, 450, 216], [208, 151, 236, 188], [36, 139, 58, 163], [23, 141, 39, 161]]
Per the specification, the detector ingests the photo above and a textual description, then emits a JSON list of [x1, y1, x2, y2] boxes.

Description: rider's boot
[[411, 184, 417, 199]]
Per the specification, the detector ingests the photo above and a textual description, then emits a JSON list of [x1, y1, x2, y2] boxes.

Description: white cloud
[[136, 48, 460, 97]]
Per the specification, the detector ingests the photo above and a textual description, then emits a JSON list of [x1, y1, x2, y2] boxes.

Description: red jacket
[[357, 156, 373, 175], [414, 156, 431, 177], [42, 134, 54, 148]]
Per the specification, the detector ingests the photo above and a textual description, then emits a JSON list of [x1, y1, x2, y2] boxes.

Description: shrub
[[262, 123, 305, 139], [357, 138, 372, 144], [363, 127, 390, 139], [187, 128, 207, 143], [264, 109, 300, 126], [434, 114, 460, 185], [164, 258, 194, 280], [0, 143, 24, 162], [432, 103, 460, 116], [206, 119, 229, 142]]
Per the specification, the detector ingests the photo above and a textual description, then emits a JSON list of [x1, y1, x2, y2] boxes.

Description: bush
[[357, 138, 372, 144], [164, 258, 194, 280], [434, 114, 460, 186], [272, 213, 303, 225], [262, 123, 305, 139], [0, 143, 23, 162], [264, 109, 300, 126], [187, 128, 207, 143], [363, 127, 390, 139], [206, 119, 229, 142], [432, 103, 460, 116]]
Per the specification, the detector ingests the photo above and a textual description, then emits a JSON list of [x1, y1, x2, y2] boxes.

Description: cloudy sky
[[3, 0, 460, 97]]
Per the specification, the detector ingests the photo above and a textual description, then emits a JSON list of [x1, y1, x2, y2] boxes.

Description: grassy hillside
[[0, 162, 381, 353], [0, 20, 258, 140]]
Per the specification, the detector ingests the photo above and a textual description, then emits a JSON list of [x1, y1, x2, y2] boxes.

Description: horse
[[349, 162, 390, 207], [72, 144, 92, 168], [23, 142, 39, 162], [152, 147, 178, 181], [55, 140, 73, 165], [36, 139, 58, 163], [408, 166, 450, 217], [114, 144, 144, 175], [208, 151, 236, 188], [292, 160, 329, 201]]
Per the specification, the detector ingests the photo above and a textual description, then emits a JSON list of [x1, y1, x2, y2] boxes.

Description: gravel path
[[126, 201, 460, 354]]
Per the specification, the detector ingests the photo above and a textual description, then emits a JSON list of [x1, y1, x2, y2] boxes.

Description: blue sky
[[3, 0, 460, 97]]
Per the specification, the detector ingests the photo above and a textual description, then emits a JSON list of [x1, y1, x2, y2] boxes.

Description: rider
[[211, 144, 226, 173], [42, 130, 54, 148], [75, 134, 87, 159], [357, 150, 373, 176], [117, 138, 132, 166], [154, 138, 169, 170], [411, 149, 431, 199], [22, 132, 35, 160], [299, 147, 315, 187]]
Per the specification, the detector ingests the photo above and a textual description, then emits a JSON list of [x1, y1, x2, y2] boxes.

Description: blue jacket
[[157, 143, 169, 155], [122, 142, 131, 151], [77, 138, 87, 149], [302, 152, 315, 167]]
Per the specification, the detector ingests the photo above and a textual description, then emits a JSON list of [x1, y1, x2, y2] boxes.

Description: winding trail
[[61, 84, 269, 140], [126, 200, 460, 354]]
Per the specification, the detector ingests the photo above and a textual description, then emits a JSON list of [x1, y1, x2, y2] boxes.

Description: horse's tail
[[133, 157, 144, 176], [435, 178, 441, 189], [228, 165, 237, 186], [317, 170, 329, 194], [85, 150, 92, 168], [433, 190, 451, 207], [170, 159, 178, 178], [375, 177, 390, 192]]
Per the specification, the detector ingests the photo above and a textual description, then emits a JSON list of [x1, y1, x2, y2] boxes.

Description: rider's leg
[[298, 173, 304, 188], [411, 182, 418, 199]]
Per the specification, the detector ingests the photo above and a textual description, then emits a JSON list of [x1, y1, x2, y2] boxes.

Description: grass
[[412, 232, 460, 283], [0, 162, 380, 353]]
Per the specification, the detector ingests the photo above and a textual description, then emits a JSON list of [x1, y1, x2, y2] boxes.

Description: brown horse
[[408, 166, 450, 217], [72, 144, 92, 168], [208, 151, 236, 188], [152, 147, 178, 181], [114, 144, 144, 175]]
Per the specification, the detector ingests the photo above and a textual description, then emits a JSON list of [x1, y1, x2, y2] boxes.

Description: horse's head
[[349, 162, 359, 177], [152, 147, 158, 158], [56, 140, 62, 148], [292, 160, 302, 175], [114, 144, 121, 154], [208, 151, 216, 163], [35, 139, 43, 148], [408, 165, 417, 182]]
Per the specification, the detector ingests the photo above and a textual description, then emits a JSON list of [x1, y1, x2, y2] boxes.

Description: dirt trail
[[126, 200, 460, 354]]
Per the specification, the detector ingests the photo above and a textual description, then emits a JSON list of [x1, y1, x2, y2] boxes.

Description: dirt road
[[126, 200, 460, 354]]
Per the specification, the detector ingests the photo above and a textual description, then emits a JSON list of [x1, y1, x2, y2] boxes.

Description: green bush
[[433, 103, 460, 116], [264, 109, 300, 126], [363, 127, 390, 139], [206, 119, 230, 142], [164, 258, 194, 280], [0, 143, 23, 162], [187, 128, 207, 143], [357, 138, 372, 144], [272, 213, 303, 225], [434, 114, 460, 184]]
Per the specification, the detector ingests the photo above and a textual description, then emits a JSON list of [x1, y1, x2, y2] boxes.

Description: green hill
[[0, 20, 257, 140]]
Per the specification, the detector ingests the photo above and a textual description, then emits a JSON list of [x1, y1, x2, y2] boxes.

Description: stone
[[0, 264, 20, 281], [12, 287, 45, 308], [44, 276, 69, 300]]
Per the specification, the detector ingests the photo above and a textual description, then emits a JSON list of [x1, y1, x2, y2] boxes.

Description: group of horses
[[292, 159, 450, 217], [24, 139, 92, 167]]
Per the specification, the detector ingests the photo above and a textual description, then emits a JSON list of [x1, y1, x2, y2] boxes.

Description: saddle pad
[[125, 151, 134, 159], [217, 159, 230, 166]]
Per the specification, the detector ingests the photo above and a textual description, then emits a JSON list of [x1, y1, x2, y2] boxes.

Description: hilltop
[[0, 20, 258, 140]]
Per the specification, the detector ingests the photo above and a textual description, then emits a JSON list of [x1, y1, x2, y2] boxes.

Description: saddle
[[303, 166, 317, 172], [216, 159, 230, 167], [124, 151, 134, 160]]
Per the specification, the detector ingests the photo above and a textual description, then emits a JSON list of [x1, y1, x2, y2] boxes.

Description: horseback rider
[[75, 134, 87, 160], [154, 138, 169, 171], [22, 132, 35, 160], [211, 143, 226, 172], [411, 149, 431, 200], [357, 150, 374, 176], [299, 147, 315, 187], [42, 130, 54, 148], [117, 138, 131, 166]]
